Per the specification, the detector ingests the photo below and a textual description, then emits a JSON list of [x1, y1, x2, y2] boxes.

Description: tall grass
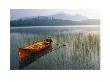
[[10, 32, 100, 70]]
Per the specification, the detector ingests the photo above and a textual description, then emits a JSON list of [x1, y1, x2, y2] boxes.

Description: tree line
[[10, 16, 100, 27]]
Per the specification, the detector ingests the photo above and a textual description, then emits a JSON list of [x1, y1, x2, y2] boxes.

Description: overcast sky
[[10, 9, 99, 20]]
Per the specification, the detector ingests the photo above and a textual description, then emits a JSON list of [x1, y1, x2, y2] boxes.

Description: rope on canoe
[[46, 42, 68, 55]]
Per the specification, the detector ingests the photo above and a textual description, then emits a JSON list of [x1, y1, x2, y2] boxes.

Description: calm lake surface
[[10, 25, 100, 70], [11, 25, 99, 34]]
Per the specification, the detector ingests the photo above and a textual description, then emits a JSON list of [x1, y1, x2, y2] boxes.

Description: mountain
[[48, 12, 88, 21]]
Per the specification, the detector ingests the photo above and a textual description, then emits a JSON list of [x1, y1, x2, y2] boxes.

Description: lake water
[[10, 25, 100, 70], [11, 25, 99, 34]]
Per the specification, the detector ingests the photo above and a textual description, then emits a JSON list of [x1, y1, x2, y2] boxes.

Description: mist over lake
[[11, 25, 99, 34]]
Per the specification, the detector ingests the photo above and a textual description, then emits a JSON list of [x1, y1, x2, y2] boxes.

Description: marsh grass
[[10, 32, 100, 70]]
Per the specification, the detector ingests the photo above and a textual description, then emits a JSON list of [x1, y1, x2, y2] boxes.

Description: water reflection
[[18, 45, 52, 69]]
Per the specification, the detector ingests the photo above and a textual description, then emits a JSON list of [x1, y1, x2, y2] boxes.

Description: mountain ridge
[[48, 12, 88, 21]]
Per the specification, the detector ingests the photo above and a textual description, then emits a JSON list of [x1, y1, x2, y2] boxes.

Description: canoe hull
[[18, 43, 51, 61], [18, 44, 52, 69]]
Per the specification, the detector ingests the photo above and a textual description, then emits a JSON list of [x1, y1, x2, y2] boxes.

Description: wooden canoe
[[18, 38, 52, 63], [18, 44, 52, 69]]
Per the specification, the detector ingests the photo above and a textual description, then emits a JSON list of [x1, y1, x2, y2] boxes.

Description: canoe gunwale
[[19, 43, 51, 52]]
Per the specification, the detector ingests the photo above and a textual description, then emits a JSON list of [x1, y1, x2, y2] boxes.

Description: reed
[[10, 31, 100, 70]]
